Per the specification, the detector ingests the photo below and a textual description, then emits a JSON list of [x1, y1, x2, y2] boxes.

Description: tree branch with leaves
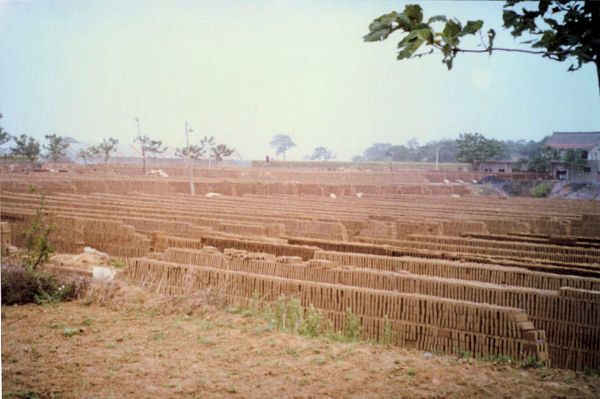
[[0, 113, 10, 148], [134, 135, 166, 175], [364, 2, 600, 93], [212, 144, 234, 163], [11, 134, 41, 164], [88, 137, 119, 163]]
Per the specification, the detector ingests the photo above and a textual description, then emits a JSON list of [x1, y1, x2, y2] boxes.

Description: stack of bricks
[[126, 256, 548, 362], [1, 222, 11, 256]]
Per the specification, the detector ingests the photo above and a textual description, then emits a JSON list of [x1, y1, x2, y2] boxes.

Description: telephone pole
[[134, 117, 147, 175], [185, 121, 195, 196]]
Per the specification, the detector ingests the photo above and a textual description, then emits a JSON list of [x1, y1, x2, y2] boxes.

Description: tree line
[[352, 133, 584, 172], [0, 115, 236, 172], [0, 116, 583, 173]]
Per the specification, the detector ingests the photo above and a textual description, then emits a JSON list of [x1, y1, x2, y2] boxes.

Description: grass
[[63, 328, 80, 337], [229, 292, 365, 344], [109, 260, 125, 268], [196, 336, 216, 346], [313, 356, 327, 365], [2, 389, 39, 399], [226, 385, 238, 393]]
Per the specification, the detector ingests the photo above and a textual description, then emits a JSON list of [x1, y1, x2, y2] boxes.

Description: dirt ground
[[2, 278, 600, 399]]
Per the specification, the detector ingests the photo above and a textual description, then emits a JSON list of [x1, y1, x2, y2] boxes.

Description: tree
[[363, 2, 600, 93], [270, 134, 296, 160], [385, 145, 411, 162], [455, 132, 505, 170], [211, 144, 234, 163], [43, 134, 69, 163], [10, 134, 41, 164], [562, 149, 587, 170], [310, 146, 334, 161], [362, 142, 392, 162], [175, 144, 204, 161], [527, 145, 557, 172], [77, 148, 93, 167], [416, 139, 458, 163], [0, 113, 10, 148], [406, 137, 419, 150], [200, 136, 216, 167], [89, 137, 119, 163], [134, 135, 166, 175]]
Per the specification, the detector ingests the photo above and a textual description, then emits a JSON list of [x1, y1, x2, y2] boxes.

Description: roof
[[547, 132, 600, 149]]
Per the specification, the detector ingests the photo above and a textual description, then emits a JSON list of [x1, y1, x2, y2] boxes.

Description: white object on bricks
[[84, 247, 109, 260], [92, 266, 115, 281]]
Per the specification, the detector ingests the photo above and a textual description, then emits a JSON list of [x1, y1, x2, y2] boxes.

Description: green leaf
[[414, 27, 434, 44], [532, 30, 555, 48], [397, 35, 425, 60], [461, 20, 483, 35], [363, 28, 392, 42], [487, 29, 496, 53], [364, 12, 399, 42], [396, 13, 412, 30], [502, 10, 518, 28], [404, 4, 423, 24], [444, 57, 453, 70], [441, 43, 452, 57], [442, 19, 462, 46], [428, 15, 447, 24]]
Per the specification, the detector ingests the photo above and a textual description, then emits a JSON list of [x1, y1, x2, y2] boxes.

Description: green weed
[[343, 308, 362, 341], [379, 315, 395, 345]]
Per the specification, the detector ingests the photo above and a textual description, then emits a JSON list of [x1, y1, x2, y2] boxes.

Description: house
[[547, 131, 600, 182], [478, 159, 525, 173]]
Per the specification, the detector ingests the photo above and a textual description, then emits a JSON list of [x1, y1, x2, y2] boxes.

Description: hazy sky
[[1, 1, 599, 161]]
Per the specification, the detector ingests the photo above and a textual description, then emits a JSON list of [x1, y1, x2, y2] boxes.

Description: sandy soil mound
[[550, 182, 600, 200]]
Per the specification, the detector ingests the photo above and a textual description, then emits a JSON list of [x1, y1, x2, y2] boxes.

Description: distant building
[[478, 159, 525, 173], [547, 132, 600, 182]]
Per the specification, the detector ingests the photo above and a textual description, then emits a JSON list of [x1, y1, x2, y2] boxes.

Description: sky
[[1, 0, 599, 161]]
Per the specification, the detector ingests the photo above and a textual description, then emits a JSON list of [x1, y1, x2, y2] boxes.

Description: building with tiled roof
[[547, 132, 599, 182]]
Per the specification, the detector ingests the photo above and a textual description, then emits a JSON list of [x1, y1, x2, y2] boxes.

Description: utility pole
[[185, 121, 195, 196], [134, 117, 147, 176], [435, 147, 439, 171]]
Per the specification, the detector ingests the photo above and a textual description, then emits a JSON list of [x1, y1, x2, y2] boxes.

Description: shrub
[[501, 180, 522, 196], [522, 356, 543, 368], [268, 294, 303, 332], [1, 189, 82, 305], [379, 315, 395, 345], [530, 182, 551, 198], [343, 308, 362, 341], [298, 304, 328, 338], [1, 257, 78, 305]]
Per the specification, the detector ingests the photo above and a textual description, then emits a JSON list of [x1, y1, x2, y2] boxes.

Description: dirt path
[[3, 293, 599, 399]]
